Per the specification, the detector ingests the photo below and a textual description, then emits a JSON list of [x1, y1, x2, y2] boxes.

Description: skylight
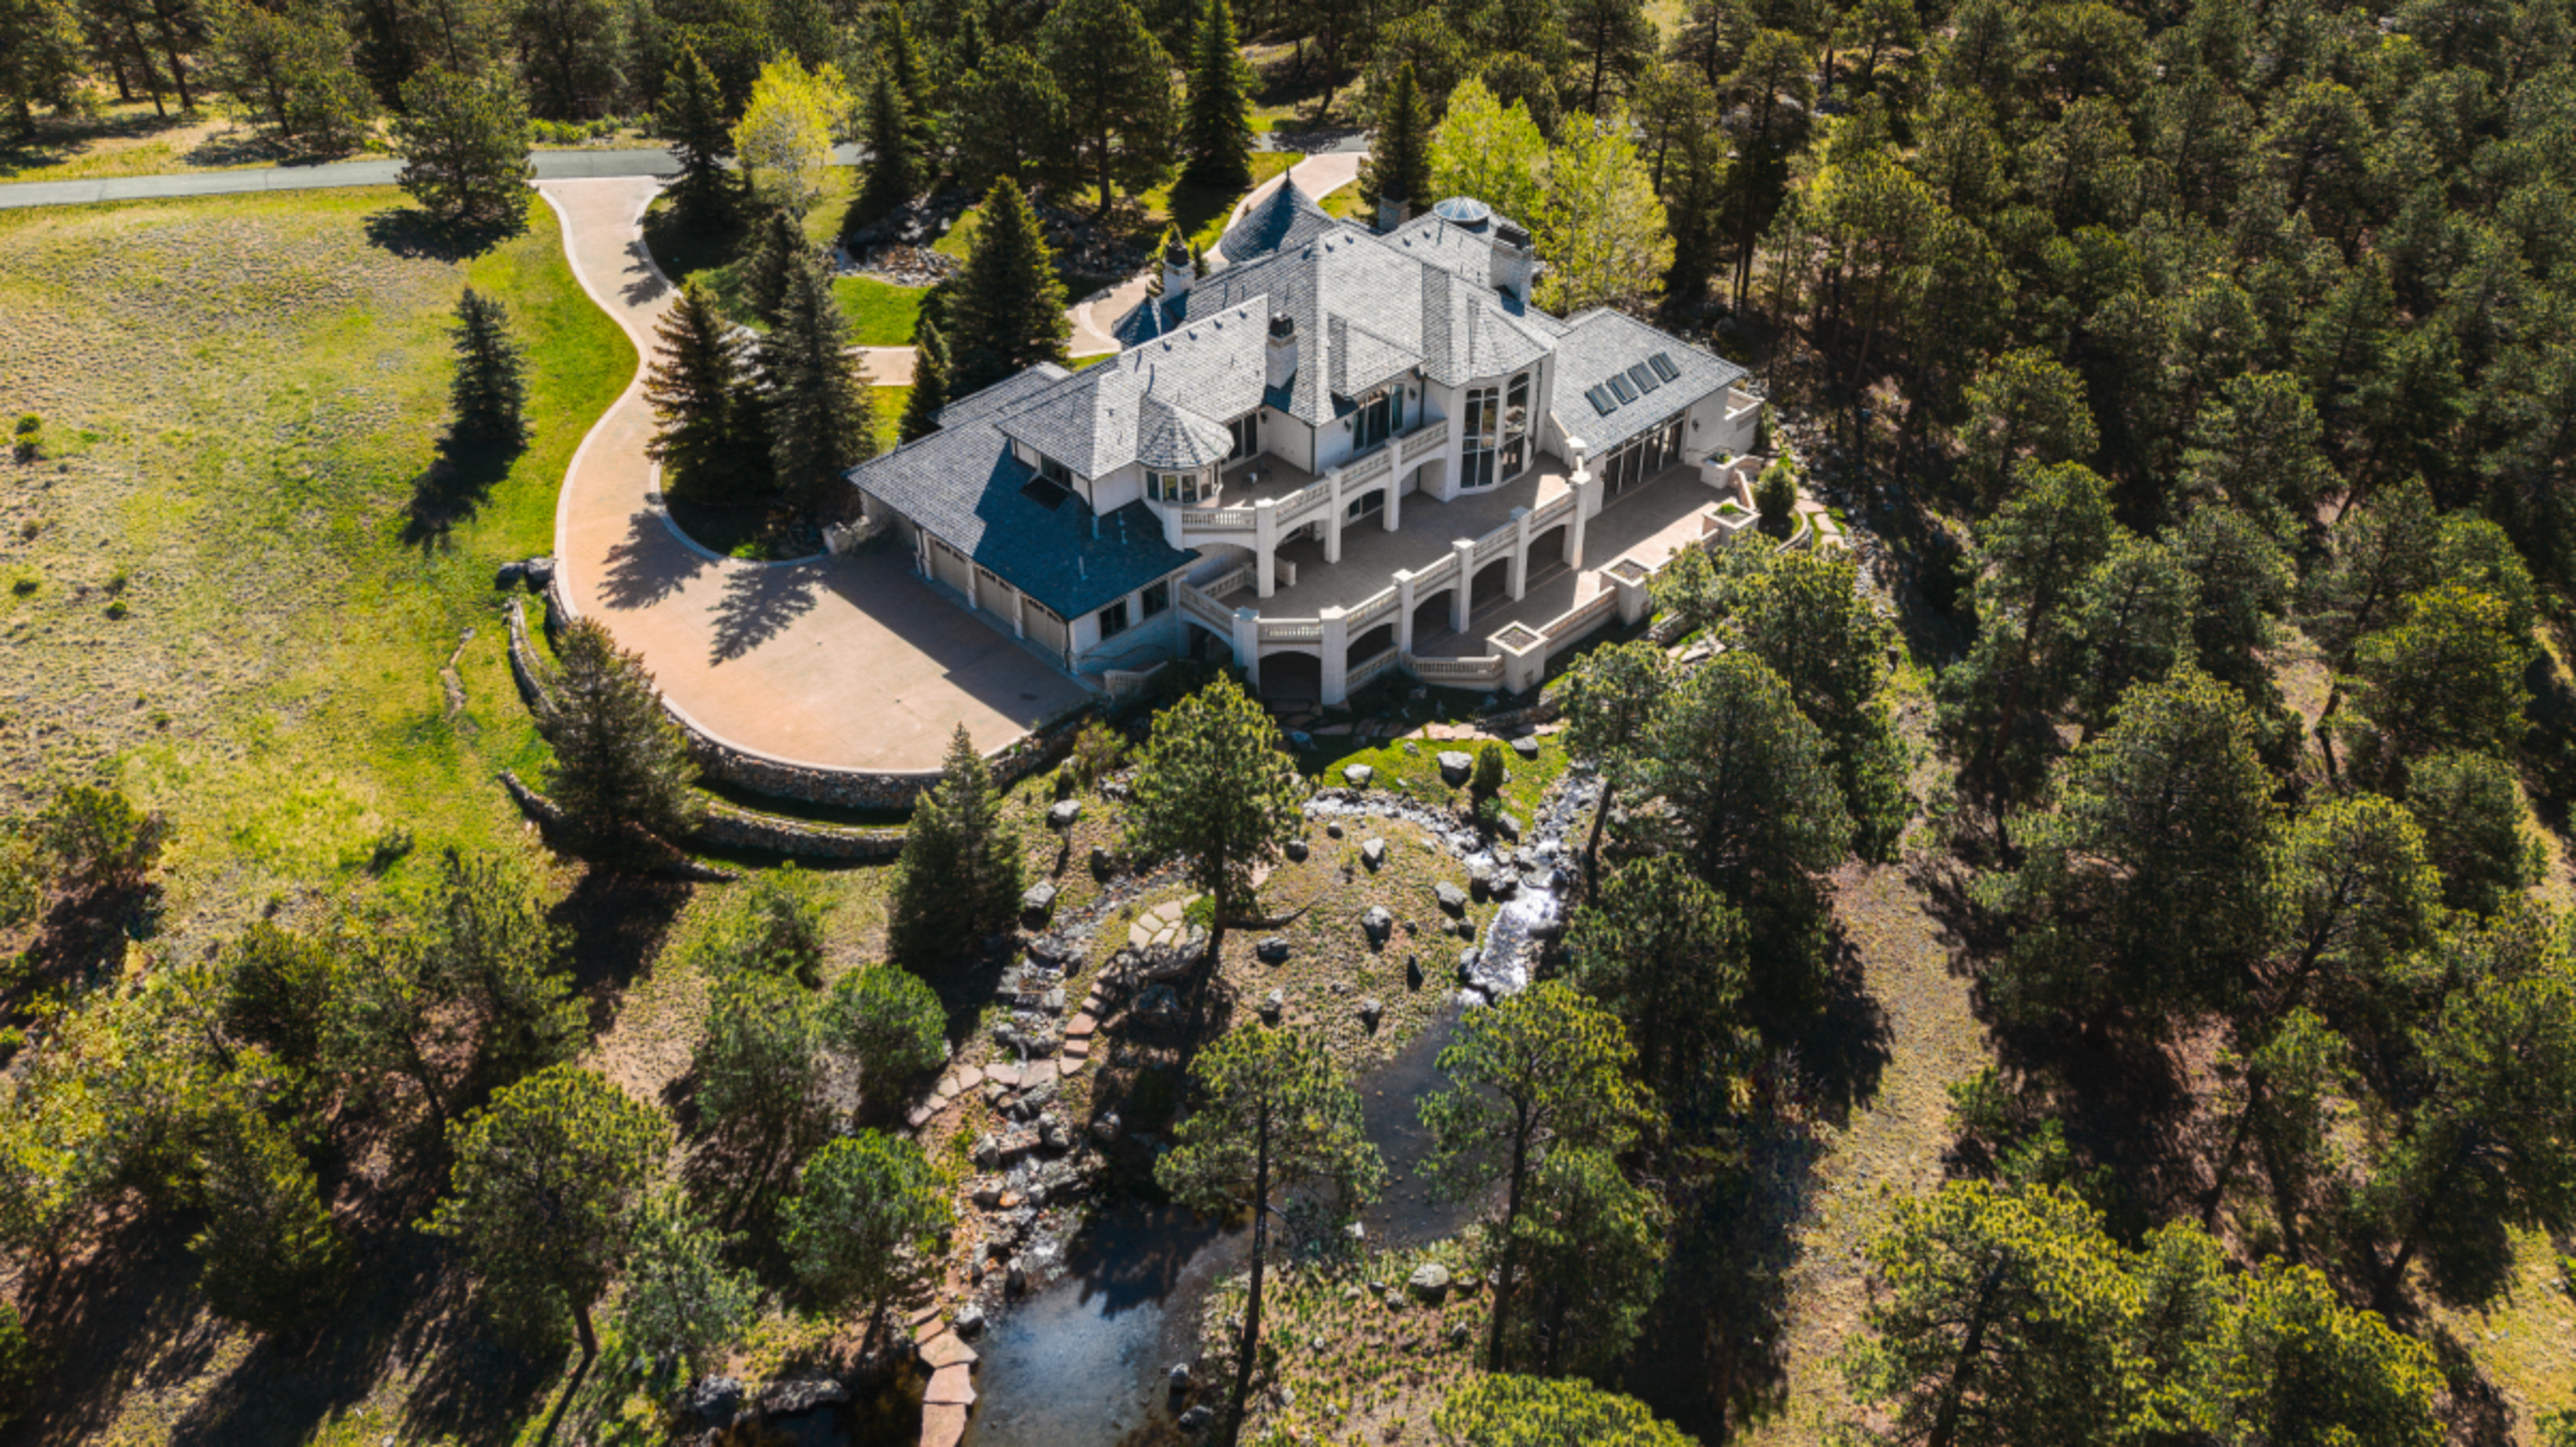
[[1585, 385, 1616, 416], [1608, 373, 1638, 405], [1628, 363, 1661, 394], [1648, 352, 1680, 382]]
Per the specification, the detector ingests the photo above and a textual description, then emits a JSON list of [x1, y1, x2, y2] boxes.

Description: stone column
[[1450, 538, 1477, 634], [1385, 470, 1404, 531], [1323, 469, 1345, 565], [1507, 506, 1532, 600], [1319, 606, 1349, 706], [1013, 588, 1028, 639], [1567, 468, 1594, 568], [1231, 606, 1261, 688], [1393, 569, 1418, 654], [1255, 499, 1279, 598]]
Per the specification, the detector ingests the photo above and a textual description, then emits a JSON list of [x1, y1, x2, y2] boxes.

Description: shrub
[[1755, 454, 1798, 537], [35, 784, 169, 894], [0, 1299, 34, 1431], [1471, 741, 1506, 797], [10, 414, 37, 462], [1069, 718, 1126, 788]]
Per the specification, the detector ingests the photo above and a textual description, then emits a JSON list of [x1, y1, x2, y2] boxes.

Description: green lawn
[[0, 184, 629, 904], [874, 383, 912, 450], [647, 171, 930, 345], [835, 274, 926, 345]]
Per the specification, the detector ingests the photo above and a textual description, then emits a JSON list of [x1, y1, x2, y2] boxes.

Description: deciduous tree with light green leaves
[[1421, 979, 1654, 1370], [1159, 1027, 1382, 1447], [1428, 78, 1548, 226], [732, 57, 841, 219], [1431, 1375, 1693, 1447], [1534, 107, 1671, 313], [1121, 674, 1307, 973]]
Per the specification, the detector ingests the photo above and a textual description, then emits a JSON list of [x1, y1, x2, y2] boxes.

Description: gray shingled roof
[[996, 299, 1272, 475], [850, 421, 1197, 620], [1135, 396, 1235, 469], [1217, 179, 1340, 263], [938, 363, 1072, 429], [1548, 309, 1748, 453]]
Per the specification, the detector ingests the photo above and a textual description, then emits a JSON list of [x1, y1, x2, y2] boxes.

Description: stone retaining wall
[[696, 803, 907, 860]]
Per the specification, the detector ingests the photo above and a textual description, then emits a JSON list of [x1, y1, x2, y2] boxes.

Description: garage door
[[929, 537, 972, 594], [1024, 601, 1069, 660]]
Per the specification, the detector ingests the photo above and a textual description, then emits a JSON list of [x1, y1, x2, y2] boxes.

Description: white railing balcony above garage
[[1402, 418, 1450, 461], [1179, 505, 1258, 534]]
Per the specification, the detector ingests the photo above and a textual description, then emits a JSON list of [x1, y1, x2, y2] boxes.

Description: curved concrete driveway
[[539, 176, 1087, 775]]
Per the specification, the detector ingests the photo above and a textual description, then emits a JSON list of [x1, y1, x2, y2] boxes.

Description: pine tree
[[948, 177, 1072, 396], [947, 45, 1075, 198], [781, 1131, 951, 1338], [758, 248, 880, 507], [898, 315, 949, 442], [853, 67, 917, 227], [188, 1092, 352, 1332], [1178, 0, 1250, 191], [1357, 60, 1429, 224], [1038, 0, 1178, 215], [825, 964, 948, 1099], [880, 1, 933, 149], [447, 287, 527, 448], [886, 725, 1024, 970], [1120, 674, 1308, 973], [543, 617, 708, 846], [616, 1189, 757, 1376], [691, 971, 828, 1215], [393, 65, 531, 226], [743, 207, 805, 327], [645, 279, 755, 500], [657, 42, 735, 222]]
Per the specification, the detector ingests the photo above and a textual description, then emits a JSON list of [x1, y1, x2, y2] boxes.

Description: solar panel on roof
[[1608, 373, 1638, 404], [1629, 363, 1661, 394], [1586, 385, 1617, 415], [1648, 352, 1680, 382]]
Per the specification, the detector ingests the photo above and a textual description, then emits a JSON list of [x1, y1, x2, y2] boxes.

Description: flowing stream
[[956, 771, 1594, 1447]]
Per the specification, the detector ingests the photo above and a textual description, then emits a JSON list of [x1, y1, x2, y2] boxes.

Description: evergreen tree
[[1433, 1376, 1693, 1447], [1959, 349, 2097, 510], [510, 0, 626, 120], [898, 315, 950, 442], [691, 971, 828, 1216], [758, 247, 880, 507], [1038, 0, 1178, 215], [616, 1188, 758, 1375], [205, 0, 375, 150], [393, 66, 532, 226], [781, 1131, 951, 1335], [946, 46, 1074, 199], [645, 279, 757, 500], [657, 42, 736, 222], [220, 920, 339, 1068], [0, 0, 86, 138], [1356, 60, 1429, 224], [1563, 0, 1654, 113], [742, 207, 805, 327], [543, 617, 708, 847], [446, 287, 527, 448], [1556, 639, 1670, 888], [825, 965, 948, 1100], [1177, 0, 1250, 191], [1120, 674, 1308, 974], [426, 1065, 667, 1361], [1421, 980, 1654, 1370], [188, 1091, 351, 1332], [879, 0, 932, 148], [853, 67, 918, 230], [886, 725, 1023, 969], [1565, 856, 1749, 1114], [2403, 750, 2543, 917], [2332, 584, 2533, 788], [1493, 1146, 1669, 1377], [949, 177, 1074, 395], [425, 848, 584, 1086], [1159, 1028, 1383, 1447], [1726, 547, 1911, 857]]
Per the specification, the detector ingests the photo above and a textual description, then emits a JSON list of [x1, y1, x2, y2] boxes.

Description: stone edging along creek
[[885, 761, 1597, 1447]]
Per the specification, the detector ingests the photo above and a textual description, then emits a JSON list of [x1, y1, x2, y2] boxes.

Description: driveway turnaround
[[539, 175, 1087, 776], [0, 143, 865, 210]]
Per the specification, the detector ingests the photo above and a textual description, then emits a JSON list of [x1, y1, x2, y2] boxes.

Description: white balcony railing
[[1402, 418, 1450, 460]]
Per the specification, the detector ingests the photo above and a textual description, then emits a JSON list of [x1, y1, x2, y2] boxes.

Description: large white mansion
[[847, 183, 1764, 706]]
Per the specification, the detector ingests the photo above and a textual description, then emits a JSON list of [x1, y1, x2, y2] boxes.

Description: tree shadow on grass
[[9, 1210, 226, 1447], [363, 203, 527, 263], [709, 562, 822, 663], [549, 865, 694, 1005], [1779, 915, 1895, 1130], [400, 437, 521, 552]]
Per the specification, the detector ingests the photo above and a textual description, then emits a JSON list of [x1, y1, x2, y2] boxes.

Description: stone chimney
[[1489, 221, 1535, 303], [1162, 236, 1193, 307], [1266, 313, 1299, 390], [1376, 194, 1408, 233]]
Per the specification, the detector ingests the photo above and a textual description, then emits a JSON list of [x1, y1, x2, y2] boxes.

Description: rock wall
[[696, 804, 907, 860]]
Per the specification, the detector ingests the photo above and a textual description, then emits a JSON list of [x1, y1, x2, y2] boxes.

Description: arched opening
[[1345, 486, 1385, 521], [1411, 587, 1455, 642], [1348, 622, 1397, 671], [1185, 621, 1231, 664], [1471, 557, 1512, 614], [1261, 649, 1323, 705], [1404, 457, 1444, 497]]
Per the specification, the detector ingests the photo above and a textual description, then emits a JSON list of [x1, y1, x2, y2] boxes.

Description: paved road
[[537, 176, 1087, 775], [0, 142, 868, 210]]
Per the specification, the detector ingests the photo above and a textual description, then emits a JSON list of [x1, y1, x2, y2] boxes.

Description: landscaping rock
[[1178, 1406, 1214, 1431], [1358, 997, 1383, 1029], [1169, 1363, 1193, 1392], [1091, 1111, 1122, 1144], [1255, 936, 1291, 964], [1456, 947, 1480, 980], [1449, 1322, 1473, 1347], [1407, 1263, 1453, 1303], [522, 556, 555, 586], [1361, 905, 1394, 944], [1047, 800, 1083, 829], [762, 1378, 850, 1414], [1407, 955, 1424, 989], [1434, 881, 1468, 915], [1020, 880, 1058, 922], [1343, 763, 1374, 786], [1090, 845, 1116, 877], [1497, 812, 1523, 841], [1135, 984, 1181, 1018], [494, 560, 526, 589], [953, 1305, 986, 1337], [1327, 820, 1344, 838], [689, 1375, 743, 1425], [1361, 837, 1386, 868], [1511, 735, 1541, 759], [1285, 839, 1310, 862], [1437, 750, 1474, 784], [1259, 988, 1285, 1023]]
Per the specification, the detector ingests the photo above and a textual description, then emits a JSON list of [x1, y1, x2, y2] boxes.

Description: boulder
[[1168, 1363, 1193, 1392], [1326, 820, 1344, 838], [1357, 997, 1383, 1030], [1360, 837, 1386, 869], [762, 1378, 850, 1415], [1448, 1322, 1473, 1347], [973, 1182, 1005, 1208], [1135, 984, 1181, 1018], [1437, 750, 1474, 784], [494, 560, 526, 590], [1047, 799, 1083, 829], [522, 556, 555, 586], [1433, 881, 1468, 915], [1091, 1110, 1122, 1144], [1456, 947, 1480, 980], [1255, 936, 1291, 964], [953, 1305, 987, 1338], [1089, 845, 1116, 877], [1496, 812, 1523, 842], [1178, 1406, 1214, 1431], [1407, 1262, 1453, 1303], [1258, 988, 1285, 1024], [1285, 839, 1310, 862], [1511, 735, 1541, 759], [689, 1375, 743, 1425], [1406, 955, 1424, 990], [1020, 880, 1058, 922], [1342, 763, 1374, 787], [1361, 905, 1394, 945]]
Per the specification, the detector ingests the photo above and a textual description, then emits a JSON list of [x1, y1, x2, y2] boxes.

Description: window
[[1462, 382, 1500, 488], [1347, 386, 1405, 453], [1037, 454, 1073, 486], [1598, 413, 1689, 500], [1150, 469, 1215, 503], [1098, 599, 1131, 638], [1227, 413, 1259, 462], [1141, 580, 1170, 617]]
